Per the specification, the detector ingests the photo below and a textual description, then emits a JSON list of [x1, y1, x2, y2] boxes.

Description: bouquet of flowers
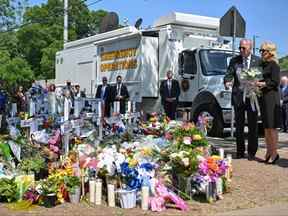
[[239, 67, 262, 114]]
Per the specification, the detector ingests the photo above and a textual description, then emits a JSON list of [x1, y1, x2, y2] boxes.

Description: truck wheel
[[193, 104, 224, 137]]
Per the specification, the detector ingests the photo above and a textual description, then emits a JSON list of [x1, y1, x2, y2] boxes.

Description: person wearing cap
[[96, 76, 112, 117]]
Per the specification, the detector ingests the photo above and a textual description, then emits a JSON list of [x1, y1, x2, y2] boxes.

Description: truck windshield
[[200, 49, 235, 76]]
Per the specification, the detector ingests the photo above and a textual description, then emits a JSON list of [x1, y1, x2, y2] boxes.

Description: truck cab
[[178, 48, 235, 137]]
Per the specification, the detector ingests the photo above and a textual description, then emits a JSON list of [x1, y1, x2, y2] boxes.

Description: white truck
[[55, 12, 234, 137]]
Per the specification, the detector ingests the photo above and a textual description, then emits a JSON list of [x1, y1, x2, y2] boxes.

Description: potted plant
[[64, 176, 81, 203], [39, 179, 58, 207], [18, 155, 47, 180], [0, 178, 18, 202]]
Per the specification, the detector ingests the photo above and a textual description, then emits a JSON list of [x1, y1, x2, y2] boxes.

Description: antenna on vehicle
[[99, 12, 119, 33], [134, 18, 143, 29]]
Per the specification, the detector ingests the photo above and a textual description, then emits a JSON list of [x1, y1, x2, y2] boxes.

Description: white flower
[[170, 153, 178, 159], [183, 136, 192, 145], [182, 158, 190, 167]]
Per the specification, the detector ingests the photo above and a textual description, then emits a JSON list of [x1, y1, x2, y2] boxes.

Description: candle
[[64, 98, 70, 121], [226, 154, 232, 165], [114, 101, 120, 113], [218, 148, 224, 159], [98, 101, 102, 117], [29, 101, 35, 117], [216, 178, 223, 196], [89, 180, 96, 203], [95, 179, 102, 205], [141, 186, 149, 210], [127, 101, 131, 113], [225, 154, 233, 180], [107, 184, 115, 207]]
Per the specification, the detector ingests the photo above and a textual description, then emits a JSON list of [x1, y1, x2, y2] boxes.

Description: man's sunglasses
[[239, 46, 247, 50]]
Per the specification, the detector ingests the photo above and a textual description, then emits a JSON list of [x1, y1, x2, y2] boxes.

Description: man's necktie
[[168, 80, 171, 96], [117, 85, 121, 96], [243, 58, 248, 69]]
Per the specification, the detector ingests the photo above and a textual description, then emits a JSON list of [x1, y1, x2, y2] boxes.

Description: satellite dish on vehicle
[[99, 12, 119, 33], [134, 18, 143, 29]]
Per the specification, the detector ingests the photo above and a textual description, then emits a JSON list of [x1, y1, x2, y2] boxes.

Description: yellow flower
[[193, 134, 202, 141], [211, 155, 221, 160], [141, 147, 152, 156], [128, 158, 138, 167]]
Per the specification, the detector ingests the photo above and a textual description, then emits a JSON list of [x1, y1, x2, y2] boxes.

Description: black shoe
[[263, 155, 271, 163], [236, 153, 245, 159], [269, 154, 280, 164], [248, 154, 255, 161]]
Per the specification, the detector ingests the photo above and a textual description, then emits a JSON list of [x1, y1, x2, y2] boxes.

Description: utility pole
[[64, 0, 68, 44], [253, 35, 259, 55]]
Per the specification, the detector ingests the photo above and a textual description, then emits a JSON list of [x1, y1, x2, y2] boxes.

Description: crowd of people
[[0, 38, 286, 165]]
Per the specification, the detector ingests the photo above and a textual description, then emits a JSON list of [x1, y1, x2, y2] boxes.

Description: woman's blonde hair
[[260, 42, 278, 63]]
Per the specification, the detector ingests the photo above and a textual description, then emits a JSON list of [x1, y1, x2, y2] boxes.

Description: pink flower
[[165, 132, 173, 140], [183, 136, 192, 145]]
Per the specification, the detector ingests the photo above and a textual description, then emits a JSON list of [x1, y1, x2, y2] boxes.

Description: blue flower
[[127, 177, 142, 190], [139, 163, 154, 171]]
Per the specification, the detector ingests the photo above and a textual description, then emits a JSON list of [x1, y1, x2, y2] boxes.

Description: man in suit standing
[[224, 39, 261, 160], [112, 75, 129, 114], [160, 70, 180, 120], [96, 76, 112, 117], [280, 76, 288, 132]]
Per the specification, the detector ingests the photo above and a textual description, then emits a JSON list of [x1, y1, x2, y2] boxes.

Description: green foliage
[[1, 0, 109, 84], [40, 40, 62, 79], [39, 178, 58, 195], [0, 178, 18, 202], [0, 139, 12, 160], [64, 176, 80, 193], [0, 50, 34, 93], [279, 55, 288, 71], [18, 155, 46, 174]]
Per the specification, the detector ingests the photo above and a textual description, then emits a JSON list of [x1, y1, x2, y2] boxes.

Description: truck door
[[178, 50, 199, 102]]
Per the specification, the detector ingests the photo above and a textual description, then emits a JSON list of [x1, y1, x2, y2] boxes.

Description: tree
[[279, 55, 288, 71], [0, 50, 34, 94], [40, 40, 62, 79], [88, 9, 108, 35], [17, 0, 108, 80]]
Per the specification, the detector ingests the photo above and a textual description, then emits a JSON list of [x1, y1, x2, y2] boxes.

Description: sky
[[29, 0, 288, 57]]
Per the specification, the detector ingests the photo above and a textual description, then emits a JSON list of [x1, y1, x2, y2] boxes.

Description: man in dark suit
[[280, 76, 288, 132], [160, 70, 180, 120], [224, 39, 261, 160], [95, 76, 112, 117], [112, 75, 129, 114]]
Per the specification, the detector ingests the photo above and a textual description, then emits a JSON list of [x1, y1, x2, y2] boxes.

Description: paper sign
[[8, 140, 21, 161], [71, 119, 84, 128]]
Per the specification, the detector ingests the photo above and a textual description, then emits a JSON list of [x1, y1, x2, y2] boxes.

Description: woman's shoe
[[269, 154, 279, 165], [263, 155, 271, 163]]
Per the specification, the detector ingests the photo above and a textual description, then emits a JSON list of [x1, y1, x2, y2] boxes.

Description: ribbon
[[243, 81, 261, 116]]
